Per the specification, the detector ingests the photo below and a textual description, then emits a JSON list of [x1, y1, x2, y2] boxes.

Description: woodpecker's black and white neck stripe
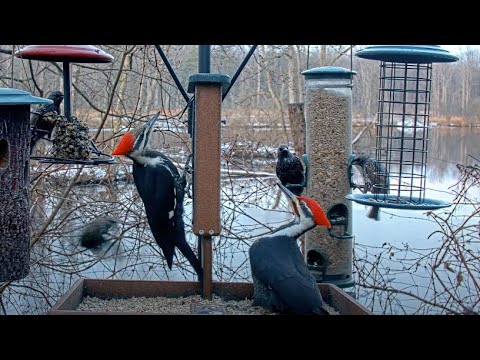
[[248, 183, 331, 315]]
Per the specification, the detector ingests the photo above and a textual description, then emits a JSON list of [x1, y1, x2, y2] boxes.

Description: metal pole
[[222, 45, 257, 101], [63, 62, 71, 118], [197, 45, 213, 299], [154, 45, 190, 103], [202, 236, 213, 300], [198, 45, 211, 73]]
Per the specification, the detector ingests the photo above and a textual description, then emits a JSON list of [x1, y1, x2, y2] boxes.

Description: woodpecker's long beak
[[277, 182, 301, 217], [140, 112, 161, 154], [146, 112, 160, 132], [112, 112, 160, 156], [277, 182, 331, 228]]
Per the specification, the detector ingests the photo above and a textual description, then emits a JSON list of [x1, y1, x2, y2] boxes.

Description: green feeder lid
[[0, 88, 53, 105], [302, 66, 357, 80], [188, 73, 231, 94], [355, 45, 459, 63]]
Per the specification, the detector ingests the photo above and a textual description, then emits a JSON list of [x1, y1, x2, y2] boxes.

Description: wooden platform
[[48, 278, 373, 315]]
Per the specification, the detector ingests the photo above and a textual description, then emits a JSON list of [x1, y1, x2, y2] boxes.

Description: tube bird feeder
[[0, 88, 52, 281], [302, 67, 356, 288], [347, 45, 458, 210]]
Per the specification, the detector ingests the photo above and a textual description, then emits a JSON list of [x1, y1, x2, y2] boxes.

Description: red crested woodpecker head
[[112, 112, 160, 157], [277, 182, 331, 229]]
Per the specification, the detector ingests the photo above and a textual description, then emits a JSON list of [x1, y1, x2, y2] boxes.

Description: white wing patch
[[168, 210, 174, 219]]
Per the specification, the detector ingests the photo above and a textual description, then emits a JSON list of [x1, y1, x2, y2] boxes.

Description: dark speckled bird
[[79, 217, 119, 249], [30, 91, 64, 154], [351, 155, 390, 221], [249, 182, 332, 315], [276, 144, 305, 196]]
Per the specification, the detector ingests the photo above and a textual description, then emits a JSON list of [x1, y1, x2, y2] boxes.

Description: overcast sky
[[441, 45, 480, 55]]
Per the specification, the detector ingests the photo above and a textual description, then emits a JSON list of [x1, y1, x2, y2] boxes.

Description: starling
[[351, 154, 390, 221], [30, 91, 64, 154], [79, 217, 119, 249], [275, 144, 305, 196]]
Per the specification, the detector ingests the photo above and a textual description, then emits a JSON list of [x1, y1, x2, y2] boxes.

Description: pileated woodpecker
[[351, 155, 390, 221], [276, 144, 305, 196], [249, 182, 332, 315], [112, 113, 203, 278]]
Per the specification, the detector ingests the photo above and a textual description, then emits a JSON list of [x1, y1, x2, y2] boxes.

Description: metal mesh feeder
[[347, 45, 458, 210]]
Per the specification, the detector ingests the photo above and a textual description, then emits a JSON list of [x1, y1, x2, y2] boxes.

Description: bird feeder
[[347, 45, 458, 210], [0, 88, 52, 281], [302, 67, 356, 288], [14, 45, 115, 165]]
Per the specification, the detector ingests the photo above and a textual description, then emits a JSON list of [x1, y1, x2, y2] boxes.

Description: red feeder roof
[[15, 45, 114, 63]]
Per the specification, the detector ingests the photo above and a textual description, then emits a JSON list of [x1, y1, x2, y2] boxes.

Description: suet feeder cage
[[347, 45, 458, 210], [14, 45, 115, 165]]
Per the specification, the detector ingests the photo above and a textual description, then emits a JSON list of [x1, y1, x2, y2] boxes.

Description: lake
[[1, 126, 479, 315]]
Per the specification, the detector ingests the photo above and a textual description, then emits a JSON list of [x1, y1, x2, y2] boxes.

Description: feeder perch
[[14, 45, 115, 165], [347, 45, 458, 210], [0, 88, 52, 281]]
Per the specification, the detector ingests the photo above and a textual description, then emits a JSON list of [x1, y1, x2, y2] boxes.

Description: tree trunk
[[287, 103, 306, 156]]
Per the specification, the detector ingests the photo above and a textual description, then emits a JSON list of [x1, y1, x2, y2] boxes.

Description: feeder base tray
[[346, 194, 451, 210], [48, 279, 372, 315]]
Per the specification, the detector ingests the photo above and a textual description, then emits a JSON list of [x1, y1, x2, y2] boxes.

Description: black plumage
[[111, 113, 202, 278], [249, 183, 331, 315], [352, 154, 390, 220], [30, 91, 64, 154], [132, 149, 202, 277], [275, 144, 305, 196], [80, 217, 119, 249]]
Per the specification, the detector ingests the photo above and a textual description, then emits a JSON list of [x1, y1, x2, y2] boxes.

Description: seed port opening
[[0, 138, 9, 169]]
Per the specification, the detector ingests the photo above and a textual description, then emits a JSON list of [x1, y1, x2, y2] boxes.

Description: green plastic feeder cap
[[302, 66, 357, 80], [0, 88, 53, 105], [355, 45, 459, 63]]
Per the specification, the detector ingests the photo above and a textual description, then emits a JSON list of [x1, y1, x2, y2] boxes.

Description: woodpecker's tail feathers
[[152, 229, 177, 270]]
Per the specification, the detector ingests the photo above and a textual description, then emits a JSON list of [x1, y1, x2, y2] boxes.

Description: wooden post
[[188, 74, 230, 300], [0, 89, 52, 281]]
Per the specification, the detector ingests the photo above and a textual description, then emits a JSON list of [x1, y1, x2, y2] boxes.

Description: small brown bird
[[352, 155, 390, 220]]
